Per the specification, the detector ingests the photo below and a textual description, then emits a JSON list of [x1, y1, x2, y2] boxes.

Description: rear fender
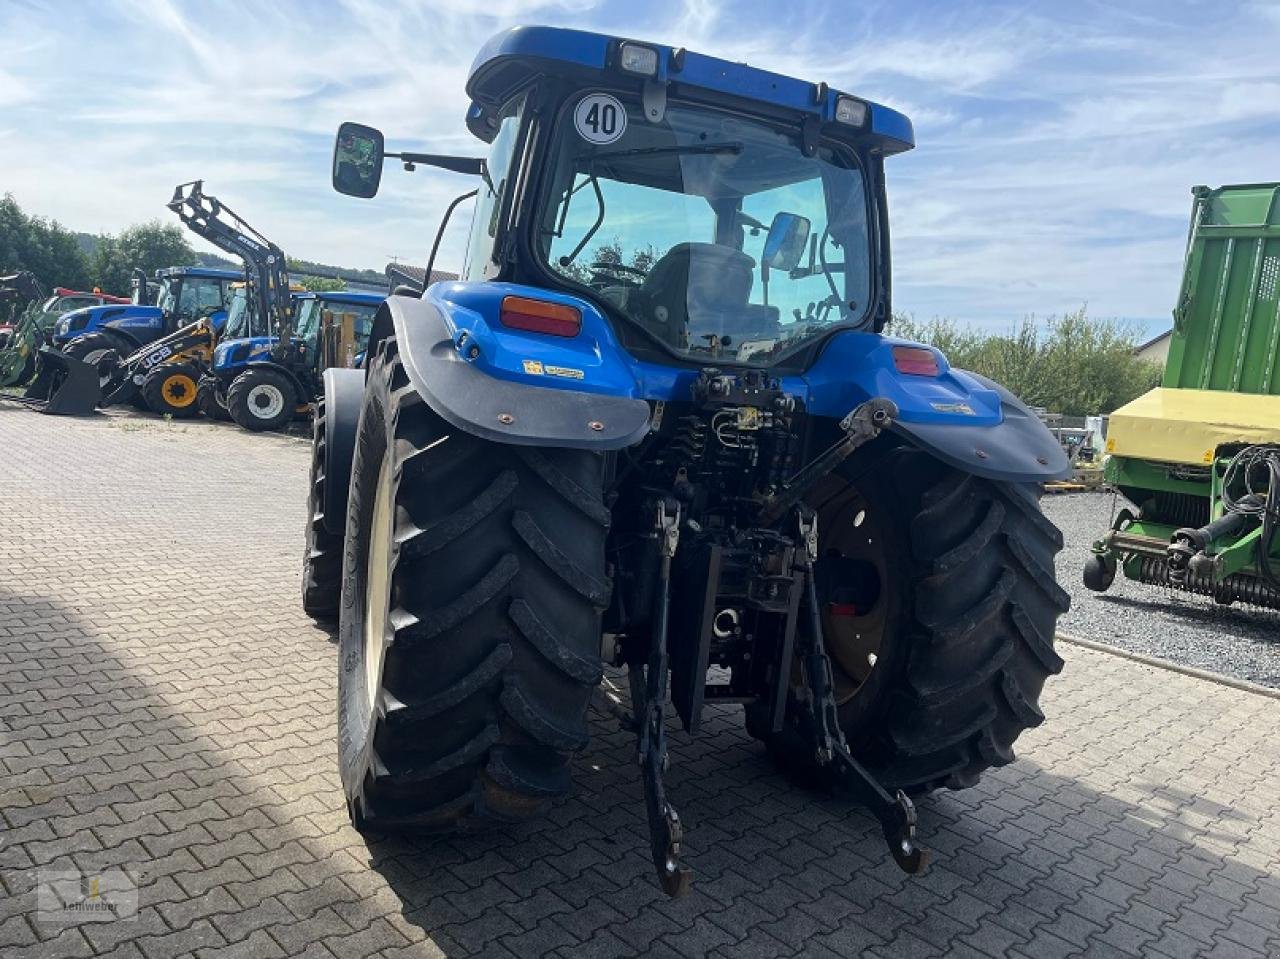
[[378, 293, 651, 450], [799, 333, 1071, 484], [320, 368, 364, 536], [889, 373, 1071, 484]]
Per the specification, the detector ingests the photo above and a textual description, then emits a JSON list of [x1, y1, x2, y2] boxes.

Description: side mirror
[[762, 212, 811, 272], [333, 122, 385, 198]]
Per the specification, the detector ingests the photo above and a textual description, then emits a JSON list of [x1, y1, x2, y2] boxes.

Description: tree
[[890, 308, 1163, 416], [297, 276, 346, 292], [91, 221, 196, 296], [0, 193, 92, 295]]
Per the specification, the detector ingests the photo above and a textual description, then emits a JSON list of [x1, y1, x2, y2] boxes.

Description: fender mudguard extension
[[385, 295, 651, 451], [891, 373, 1072, 485], [320, 368, 364, 537]]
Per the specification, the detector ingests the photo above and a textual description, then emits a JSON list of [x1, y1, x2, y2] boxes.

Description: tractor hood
[[212, 335, 304, 372], [53, 304, 163, 342], [465, 26, 913, 155]]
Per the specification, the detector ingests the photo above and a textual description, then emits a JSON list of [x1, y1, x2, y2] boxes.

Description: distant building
[[1135, 329, 1172, 365], [384, 263, 459, 294]]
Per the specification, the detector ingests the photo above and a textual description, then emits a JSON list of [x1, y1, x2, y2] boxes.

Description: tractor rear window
[[536, 96, 871, 366]]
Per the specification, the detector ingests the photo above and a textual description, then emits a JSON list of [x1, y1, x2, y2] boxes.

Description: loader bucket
[[23, 347, 100, 415]]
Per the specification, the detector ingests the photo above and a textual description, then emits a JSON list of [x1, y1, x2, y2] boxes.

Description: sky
[[3, 0, 1280, 339]]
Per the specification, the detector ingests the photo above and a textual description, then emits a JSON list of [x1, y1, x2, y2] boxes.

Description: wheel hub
[[247, 384, 284, 419], [164, 374, 196, 406]]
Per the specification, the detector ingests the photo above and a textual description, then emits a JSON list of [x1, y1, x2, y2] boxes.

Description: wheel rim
[[363, 453, 396, 712], [163, 374, 197, 407], [809, 477, 892, 705], [247, 383, 284, 420]]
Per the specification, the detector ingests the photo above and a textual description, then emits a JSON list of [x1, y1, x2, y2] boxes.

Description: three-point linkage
[[630, 497, 693, 897]]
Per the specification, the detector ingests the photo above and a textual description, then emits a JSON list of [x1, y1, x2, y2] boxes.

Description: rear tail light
[[499, 296, 581, 337], [893, 345, 940, 376]]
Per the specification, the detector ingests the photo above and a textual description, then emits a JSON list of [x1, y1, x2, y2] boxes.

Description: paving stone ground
[[2, 404, 1278, 959]]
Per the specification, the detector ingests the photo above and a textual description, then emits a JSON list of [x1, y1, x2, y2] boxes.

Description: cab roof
[[466, 26, 913, 155]]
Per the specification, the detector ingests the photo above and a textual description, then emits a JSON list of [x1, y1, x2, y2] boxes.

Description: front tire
[[142, 362, 202, 418], [338, 337, 608, 830], [196, 375, 230, 420], [227, 367, 295, 432], [63, 332, 127, 395], [302, 399, 342, 621], [758, 445, 1070, 793]]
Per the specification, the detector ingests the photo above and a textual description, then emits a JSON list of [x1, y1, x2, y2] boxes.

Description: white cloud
[[1, 0, 1278, 336]]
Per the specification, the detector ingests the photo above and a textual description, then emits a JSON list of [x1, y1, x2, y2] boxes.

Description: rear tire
[[758, 445, 1069, 794], [227, 367, 295, 432], [338, 337, 608, 830], [142, 362, 201, 418], [302, 399, 342, 621], [196, 375, 230, 420]]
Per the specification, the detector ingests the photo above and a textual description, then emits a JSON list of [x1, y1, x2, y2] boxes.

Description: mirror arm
[[388, 152, 486, 177], [423, 189, 480, 298]]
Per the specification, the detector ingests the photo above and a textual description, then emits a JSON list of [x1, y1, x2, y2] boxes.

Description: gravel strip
[[1043, 489, 1280, 689]]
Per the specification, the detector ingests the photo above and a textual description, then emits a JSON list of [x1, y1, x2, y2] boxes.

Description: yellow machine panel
[[1107, 387, 1280, 465]]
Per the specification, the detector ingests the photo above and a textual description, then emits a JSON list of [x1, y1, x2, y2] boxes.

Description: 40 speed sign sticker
[[574, 93, 627, 145]]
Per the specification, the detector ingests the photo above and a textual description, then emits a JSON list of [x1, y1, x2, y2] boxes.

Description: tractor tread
[[516, 448, 612, 527], [340, 335, 607, 833], [390, 725, 502, 783], [761, 446, 1067, 796], [393, 554, 520, 644], [512, 509, 611, 606], [396, 470, 518, 561], [500, 678, 590, 750], [386, 644, 513, 726], [302, 404, 342, 620], [508, 598, 603, 685]]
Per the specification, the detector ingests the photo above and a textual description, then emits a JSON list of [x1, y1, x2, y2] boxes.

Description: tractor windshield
[[223, 286, 253, 338], [537, 95, 872, 365]]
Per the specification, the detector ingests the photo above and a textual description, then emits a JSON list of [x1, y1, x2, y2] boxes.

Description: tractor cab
[[292, 290, 382, 370], [335, 26, 913, 374]]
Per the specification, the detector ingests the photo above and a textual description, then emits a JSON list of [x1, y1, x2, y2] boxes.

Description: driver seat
[[639, 242, 779, 347]]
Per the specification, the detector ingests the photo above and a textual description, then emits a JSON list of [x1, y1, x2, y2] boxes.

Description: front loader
[[168, 180, 385, 431], [0, 271, 99, 415], [310, 27, 1072, 897], [1087, 183, 1280, 609]]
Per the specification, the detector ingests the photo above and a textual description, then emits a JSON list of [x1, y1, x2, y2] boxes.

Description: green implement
[[1090, 183, 1280, 609]]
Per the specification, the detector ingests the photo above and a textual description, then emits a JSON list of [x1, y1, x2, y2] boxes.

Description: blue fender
[[381, 293, 652, 450], [319, 368, 365, 536], [385, 280, 1069, 481]]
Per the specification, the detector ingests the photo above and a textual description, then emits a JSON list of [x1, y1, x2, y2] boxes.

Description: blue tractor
[[53, 265, 238, 390], [312, 27, 1071, 896], [204, 288, 384, 430]]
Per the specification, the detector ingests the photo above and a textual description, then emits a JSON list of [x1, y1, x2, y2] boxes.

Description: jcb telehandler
[[311, 27, 1071, 896]]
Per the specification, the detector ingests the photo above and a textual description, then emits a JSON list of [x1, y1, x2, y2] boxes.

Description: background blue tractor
[[311, 26, 1072, 896], [205, 288, 383, 430], [53, 265, 238, 391]]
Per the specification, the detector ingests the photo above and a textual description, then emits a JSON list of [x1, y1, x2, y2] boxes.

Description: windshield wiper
[[586, 142, 743, 162]]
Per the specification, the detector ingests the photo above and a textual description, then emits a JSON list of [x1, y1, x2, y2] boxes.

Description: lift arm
[[167, 181, 294, 354]]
